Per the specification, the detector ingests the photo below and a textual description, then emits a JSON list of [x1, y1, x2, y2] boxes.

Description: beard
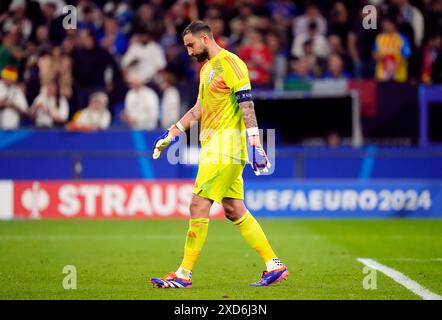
[[194, 48, 209, 62]]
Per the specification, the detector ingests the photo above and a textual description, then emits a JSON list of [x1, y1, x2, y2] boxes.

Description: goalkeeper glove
[[152, 124, 183, 160], [248, 134, 271, 176]]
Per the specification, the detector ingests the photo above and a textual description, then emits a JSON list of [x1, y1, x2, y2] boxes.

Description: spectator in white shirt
[[3, 0, 33, 42], [158, 71, 180, 130], [66, 92, 111, 131], [392, 0, 424, 47], [292, 21, 329, 58], [30, 80, 69, 128], [121, 73, 159, 130], [0, 67, 29, 130], [293, 3, 327, 37], [121, 27, 166, 85]]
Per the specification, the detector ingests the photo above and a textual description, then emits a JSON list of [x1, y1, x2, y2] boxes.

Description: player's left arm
[[223, 55, 271, 174], [239, 99, 271, 175], [239, 100, 259, 145]]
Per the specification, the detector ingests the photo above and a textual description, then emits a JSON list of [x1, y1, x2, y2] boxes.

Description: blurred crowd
[[1, 0, 442, 130]]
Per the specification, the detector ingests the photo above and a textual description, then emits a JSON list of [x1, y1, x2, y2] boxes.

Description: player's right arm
[[176, 99, 202, 132], [152, 99, 201, 159]]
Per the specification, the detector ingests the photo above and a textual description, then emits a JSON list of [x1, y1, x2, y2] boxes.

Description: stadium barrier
[[419, 84, 442, 146], [1, 131, 442, 180], [1, 180, 441, 219]]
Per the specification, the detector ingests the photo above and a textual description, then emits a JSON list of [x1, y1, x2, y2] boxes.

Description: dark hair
[[83, 5, 93, 15], [182, 20, 213, 39], [308, 21, 318, 31], [382, 14, 397, 29], [82, 28, 95, 39], [382, 7, 399, 25], [303, 39, 313, 47], [136, 25, 151, 36], [305, 2, 319, 12]]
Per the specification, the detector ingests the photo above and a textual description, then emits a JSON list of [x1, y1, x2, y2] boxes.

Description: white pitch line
[[380, 258, 442, 262], [357, 258, 442, 300]]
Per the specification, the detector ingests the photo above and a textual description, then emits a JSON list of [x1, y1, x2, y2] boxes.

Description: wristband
[[176, 121, 186, 132], [247, 127, 259, 137]]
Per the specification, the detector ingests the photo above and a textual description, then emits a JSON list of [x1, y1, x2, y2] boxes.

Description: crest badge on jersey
[[208, 70, 215, 83]]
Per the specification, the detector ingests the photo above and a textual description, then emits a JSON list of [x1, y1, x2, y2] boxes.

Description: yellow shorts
[[193, 162, 246, 203]]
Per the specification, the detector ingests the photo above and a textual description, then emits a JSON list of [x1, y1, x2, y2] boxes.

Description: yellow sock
[[234, 210, 277, 263], [180, 218, 209, 271]]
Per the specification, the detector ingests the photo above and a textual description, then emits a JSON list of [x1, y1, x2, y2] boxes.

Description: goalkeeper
[[150, 21, 288, 288]]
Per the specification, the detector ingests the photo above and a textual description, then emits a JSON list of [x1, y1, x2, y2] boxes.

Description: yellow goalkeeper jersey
[[197, 49, 251, 164]]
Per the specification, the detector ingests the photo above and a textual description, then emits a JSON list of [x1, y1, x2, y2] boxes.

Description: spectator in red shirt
[[421, 33, 442, 83], [238, 28, 273, 87]]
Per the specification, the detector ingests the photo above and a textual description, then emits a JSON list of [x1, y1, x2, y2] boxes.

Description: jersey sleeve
[[222, 55, 251, 93]]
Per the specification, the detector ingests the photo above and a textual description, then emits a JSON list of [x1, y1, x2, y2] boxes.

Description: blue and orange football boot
[[150, 272, 192, 289], [249, 266, 289, 287]]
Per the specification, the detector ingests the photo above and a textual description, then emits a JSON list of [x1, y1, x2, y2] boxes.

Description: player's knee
[[223, 203, 242, 221], [189, 201, 205, 217], [189, 197, 210, 218]]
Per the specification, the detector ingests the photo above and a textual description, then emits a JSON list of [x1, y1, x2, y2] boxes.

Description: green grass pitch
[[0, 219, 441, 300]]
